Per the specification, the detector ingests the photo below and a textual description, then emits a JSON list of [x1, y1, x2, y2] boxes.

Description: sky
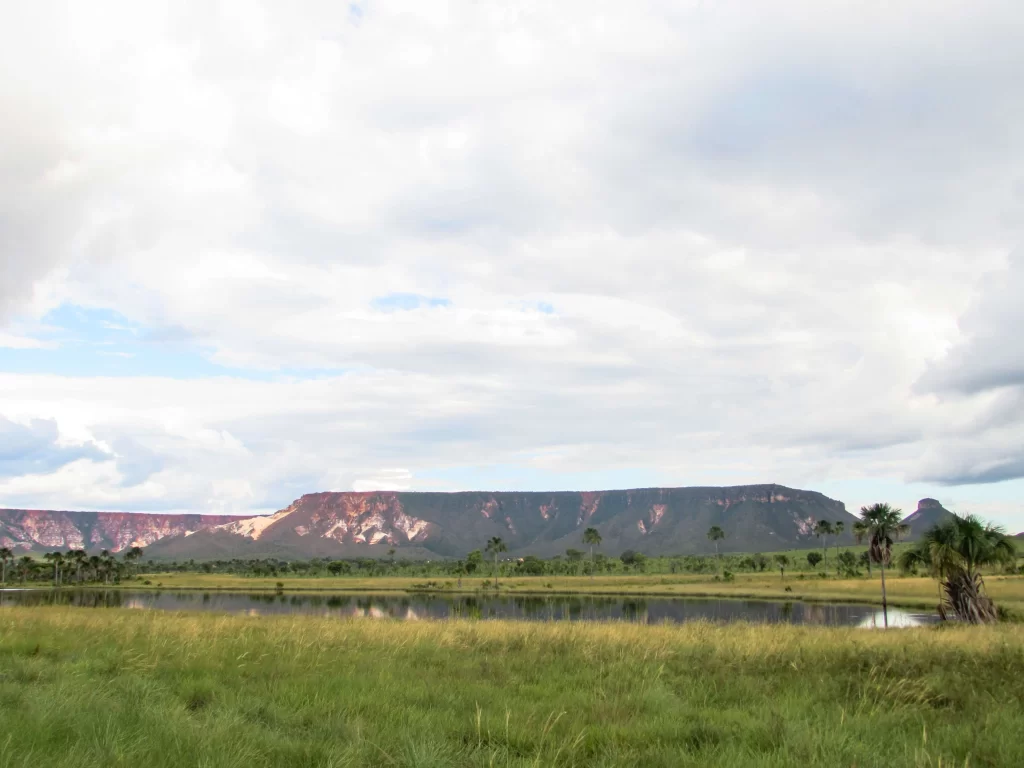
[[2, 1, 1023, 528]]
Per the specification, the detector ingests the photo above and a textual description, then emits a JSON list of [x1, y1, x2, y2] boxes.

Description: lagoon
[[0, 588, 937, 627]]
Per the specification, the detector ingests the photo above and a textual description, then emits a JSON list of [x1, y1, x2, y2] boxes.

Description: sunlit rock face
[[0, 510, 237, 553], [139, 485, 859, 561]]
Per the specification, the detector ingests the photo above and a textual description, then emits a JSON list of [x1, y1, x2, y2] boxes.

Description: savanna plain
[[2, 601, 1024, 767]]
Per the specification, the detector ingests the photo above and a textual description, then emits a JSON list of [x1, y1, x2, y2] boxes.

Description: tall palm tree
[[100, 550, 112, 585], [43, 551, 65, 587], [707, 526, 725, 565], [484, 537, 507, 588], [775, 554, 789, 581], [853, 520, 872, 577], [814, 520, 834, 576], [68, 549, 87, 583], [582, 528, 602, 580], [18, 556, 33, 584], [88, 555, 103, 583], [858, 503, 908, 628], [833, 521, 845, 568], [123, 546, 144, 577], [0, 547, 12, 587]]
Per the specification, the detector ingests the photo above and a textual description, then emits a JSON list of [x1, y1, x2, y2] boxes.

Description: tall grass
[[1, 607, 1023, 766]]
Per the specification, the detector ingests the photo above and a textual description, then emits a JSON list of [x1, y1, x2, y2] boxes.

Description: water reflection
[[856, 609, 927, 629], [0, 588, 939, 627]]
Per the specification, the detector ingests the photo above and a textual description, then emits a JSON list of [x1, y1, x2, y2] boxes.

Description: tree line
[[0, 546, 145, 587]]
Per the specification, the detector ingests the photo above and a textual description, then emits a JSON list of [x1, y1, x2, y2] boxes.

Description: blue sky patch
[[370, 293, 452, 312]]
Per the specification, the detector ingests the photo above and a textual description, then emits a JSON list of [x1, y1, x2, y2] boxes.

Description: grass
[[131, 571, 1024, 616], [1, 607, 1024, 766]]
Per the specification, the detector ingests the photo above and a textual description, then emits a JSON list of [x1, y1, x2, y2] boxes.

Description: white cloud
[[1, 1, 1023, 526]]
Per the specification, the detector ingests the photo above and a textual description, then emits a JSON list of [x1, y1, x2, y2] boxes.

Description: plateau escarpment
[[142, 484, 860, 560], [0, 509, 237, 554]]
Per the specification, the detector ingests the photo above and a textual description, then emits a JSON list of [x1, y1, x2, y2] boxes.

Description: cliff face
[[143, 484, 859, 560], [0, 509, 237, 553]]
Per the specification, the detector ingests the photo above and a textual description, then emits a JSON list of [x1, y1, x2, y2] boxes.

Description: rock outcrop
[[901, 498, 956, 538]]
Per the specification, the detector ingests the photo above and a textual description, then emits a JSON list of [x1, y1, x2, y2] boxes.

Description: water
[[0, 588, 938, 627]]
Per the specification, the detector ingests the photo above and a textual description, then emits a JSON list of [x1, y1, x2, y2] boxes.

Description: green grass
[[2, 608, 1024, 766]]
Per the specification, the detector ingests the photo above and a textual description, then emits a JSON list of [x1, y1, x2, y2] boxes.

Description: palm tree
[[100, 550, 112, 585], [18, 556, 33, 584], [43, 551, 64, 586], [853, 520, 872, 577], [88, 555, 102, 583], [899, 513, 1015, 623], [833, 521, 845, 568], [0, 547, 12, 587], [858, 503, 908, 628], [484, 537, 507, 588], [68, 549, 87, 583], [582, 528, 602, 580], [707, 526, 725, 565], [775, 554, 789, 581], [814, 520, 833, 576], [123, 547, 144, 577]]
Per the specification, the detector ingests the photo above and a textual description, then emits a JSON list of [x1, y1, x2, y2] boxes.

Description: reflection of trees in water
[[780, 602, 794, 622], [622, 599, 649, 623], [3, 589, 934, 628]]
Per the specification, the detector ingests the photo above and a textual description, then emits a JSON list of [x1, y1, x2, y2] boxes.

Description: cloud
[[1, 1, 1023, 525], [0, 417, 109, 478]]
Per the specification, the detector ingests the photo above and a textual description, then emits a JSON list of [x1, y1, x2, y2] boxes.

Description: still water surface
[[0, 588, 937, 628]]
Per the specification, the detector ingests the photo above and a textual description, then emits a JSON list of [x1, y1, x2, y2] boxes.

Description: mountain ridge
[[3, 484, 868, 559], [143, 484, 861, 560]]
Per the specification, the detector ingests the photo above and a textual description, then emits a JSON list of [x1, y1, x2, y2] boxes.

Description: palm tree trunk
[[494, 554, 499, 589], [590, 545, 594, 580], [880, 560, 889, 629], [823, 543, 827, 576]]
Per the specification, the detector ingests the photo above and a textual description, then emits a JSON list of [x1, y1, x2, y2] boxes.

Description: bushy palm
[[899, 513, 1015, 623], [858, 503, 908, 628]]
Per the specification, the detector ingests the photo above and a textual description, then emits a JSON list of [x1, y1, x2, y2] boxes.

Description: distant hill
[[0, 509, 237, 554], [143, 484, 861, 560], [901, 499, 956, 539]]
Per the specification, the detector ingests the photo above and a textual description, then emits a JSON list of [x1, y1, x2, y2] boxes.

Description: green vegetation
[[485, 537, 507, 588], [858, 503, 910, 628], [1, 607, 1022, 766], [899, 513, 1016, 623]]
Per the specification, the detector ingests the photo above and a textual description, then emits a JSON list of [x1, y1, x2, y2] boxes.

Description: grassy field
[[133, 571, 1024, 616], [1, 607, 1023, 766]]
